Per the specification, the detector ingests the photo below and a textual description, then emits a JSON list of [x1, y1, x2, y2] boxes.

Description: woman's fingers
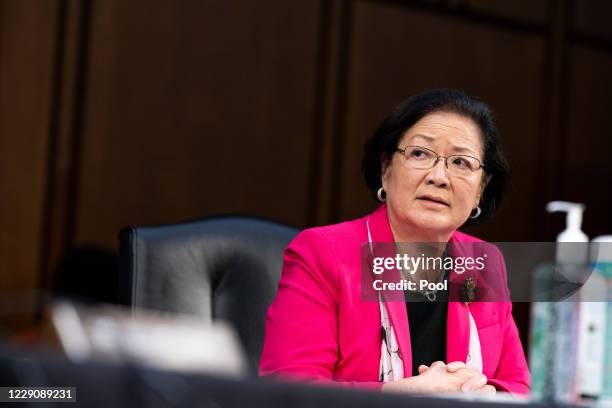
[[445, 361, 466, 372], [461, 374, 488, 392], [429, 360, 446, 369], [418, 361, 465, 375], [418, 364, 429, 374], [475, 385, 497, 394]]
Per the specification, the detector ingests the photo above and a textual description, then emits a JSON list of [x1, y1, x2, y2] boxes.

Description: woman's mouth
[[417, 195, 450, 207]]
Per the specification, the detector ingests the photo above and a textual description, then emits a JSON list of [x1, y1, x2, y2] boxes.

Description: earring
[[377, 187, 386, 202], [470, 206, 481, 219]]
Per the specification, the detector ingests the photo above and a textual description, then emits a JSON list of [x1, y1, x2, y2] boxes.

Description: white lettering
[[419, 280, 448, 291], [373, 257, 384, 274]]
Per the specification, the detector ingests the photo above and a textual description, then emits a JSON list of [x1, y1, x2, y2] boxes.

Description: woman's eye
[[410, 149, 429, 159], [452, 157, 471, 169]]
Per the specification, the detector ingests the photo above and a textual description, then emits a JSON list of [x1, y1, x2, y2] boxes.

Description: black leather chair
[[118, 216, 299, 371]]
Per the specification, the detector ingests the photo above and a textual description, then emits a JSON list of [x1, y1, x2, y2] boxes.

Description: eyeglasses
[[395, 145, 484, 176]]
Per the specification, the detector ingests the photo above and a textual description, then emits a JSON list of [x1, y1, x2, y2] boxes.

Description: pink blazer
[[259, 204, 530, 395]]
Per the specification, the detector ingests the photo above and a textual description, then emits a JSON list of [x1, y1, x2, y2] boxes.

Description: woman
[[259, 89, 530, 395]]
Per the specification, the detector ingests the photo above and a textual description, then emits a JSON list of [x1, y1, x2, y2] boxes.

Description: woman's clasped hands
[[382, 361, 496, 394]]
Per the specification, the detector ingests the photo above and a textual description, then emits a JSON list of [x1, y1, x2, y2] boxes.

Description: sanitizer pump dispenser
[[546, 201, 588, 266]]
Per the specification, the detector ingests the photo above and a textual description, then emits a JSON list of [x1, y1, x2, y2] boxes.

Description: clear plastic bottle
[[531, 201, 588, 403], [591, 236, 612, 402]]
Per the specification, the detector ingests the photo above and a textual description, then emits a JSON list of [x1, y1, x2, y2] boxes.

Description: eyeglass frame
[[395, 145, 486, 174]]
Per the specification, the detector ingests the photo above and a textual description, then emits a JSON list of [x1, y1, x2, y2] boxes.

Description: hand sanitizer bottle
[[591, 236, 612, 402], [575, 236, 609, 399], [536, 201, 588, 402]]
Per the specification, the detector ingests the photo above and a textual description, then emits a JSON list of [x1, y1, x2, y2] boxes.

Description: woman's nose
[[425, 158, 450, 186]]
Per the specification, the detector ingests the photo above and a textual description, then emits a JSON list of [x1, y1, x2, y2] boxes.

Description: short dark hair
[[361, 88, 509, 224]]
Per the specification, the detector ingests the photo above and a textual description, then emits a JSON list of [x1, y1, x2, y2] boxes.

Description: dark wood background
[[1, 0, 611, 353]]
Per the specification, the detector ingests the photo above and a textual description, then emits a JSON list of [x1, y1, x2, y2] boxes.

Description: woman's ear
[[482, 174, 492, 191], [477, 174, 492, 203], [380, 156, 390, 190]]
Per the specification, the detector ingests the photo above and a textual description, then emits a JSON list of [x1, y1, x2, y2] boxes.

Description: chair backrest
[[118, 215, 299, 370]]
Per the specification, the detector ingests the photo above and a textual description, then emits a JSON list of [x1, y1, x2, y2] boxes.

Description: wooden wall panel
[[72, 0, 321, 248], [565, 46, 612, 236], [338, 1, 545, 241], [0, 0, 58, 329], [573, 0, 612, 42], [465, 0, 548, 26], [1, 0, 612, 337]]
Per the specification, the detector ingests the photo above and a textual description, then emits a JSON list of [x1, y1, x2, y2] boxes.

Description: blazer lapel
[[446, 301, 470, 363], [384, 297, 412, 371], [367, 204, 412, 370], [446, 231, 472, 363]]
